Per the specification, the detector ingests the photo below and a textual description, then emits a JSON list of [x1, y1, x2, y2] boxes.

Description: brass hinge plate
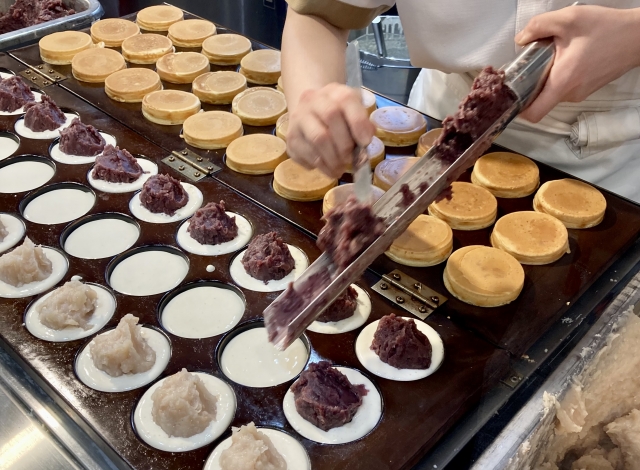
[[19, 68, 57, 88], [23, 64, 66, 83], [162, 148, 221, 182]]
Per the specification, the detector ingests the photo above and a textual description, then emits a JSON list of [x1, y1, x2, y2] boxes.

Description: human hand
[[286, 83, 375, 178], [515, 5, 640, 123]]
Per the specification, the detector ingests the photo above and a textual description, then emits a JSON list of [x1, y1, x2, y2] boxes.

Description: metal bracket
[[371, 269, 447, 320], [162, 148, 221, 182], [500, 369, 524, 389], [31, 64, 66, 83], [18, 69, 56, 88]]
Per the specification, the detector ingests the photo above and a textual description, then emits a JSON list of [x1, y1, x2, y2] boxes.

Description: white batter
[[0, 160, 55, 193], [14, 113, 76, 140], [205, 427, 311, 470], [176, 212, 252, 256], [0, 72, 13, 79], [229, 245, 308, 293], [134, 372, 236, 452], [109, 249, 189, 296], [76, 327, 171, 392], [24, 284, 116, 342], [220, 327, 308, 387], [0, 213, 25, 253], [129, 183, 203, 223], [23, 187, 95, 225], [0, 91, 43, 116], [283, 366, 382, 445], [161, 285, 245, 339], [0, 134, 20, 161], [87, 159, 158, 194], [0, 247, 67, 298], [49, 132, 117, 165], [355, 319, 445, 382], [307, 285, 372, 335], [64, 217, 140, 260], [206, 265, 215, 273]]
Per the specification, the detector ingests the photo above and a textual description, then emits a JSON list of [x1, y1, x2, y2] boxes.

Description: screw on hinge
[[396, 296, 405, 304], [419, 306, 427, 313], [25, 70, 31, 74], [510, 376, 520, 383], [37, 65, 42, 69], [181, 150, 188, 155], [196, 157, 203, 162], [207, 166, 214, 171], [168, 156, 175, 161], [48, 69, 54, 73], [380, 283, 388, 290], [393, 273, 401, 280], [414, 282, 421, 289], [194, 172, 201, 177], [42, 81, 49, 86], [431, 296, 439, 304], [178, 165, 185, 171]]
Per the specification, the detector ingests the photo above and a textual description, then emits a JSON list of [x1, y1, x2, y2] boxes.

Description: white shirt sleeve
[[286, 0, 394, 30]]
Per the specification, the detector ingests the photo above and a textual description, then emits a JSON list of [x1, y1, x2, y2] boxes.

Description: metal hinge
[[19, 68, 56, 88], [23, 64, 65, 83], [162, 148, 221, 182], [371, 269, 447, 320], [500, 369, 524, 389]]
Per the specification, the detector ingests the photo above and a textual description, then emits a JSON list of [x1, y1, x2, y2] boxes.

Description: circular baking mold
[[355, 318, 445, 381], [24, 282, 116, 342], [20, 183, 95, 225], [0, 132, 20, 161], [14, 110, 78, 140], [0, 155, 55, 194], [61, 213, 140, 260], [176, 211, 252, 256], [87, 157, 158, 193], [159, 281, 246, 339], [133, 371, 236, 452], [306, 285, 372, 335], [48, 132, 117, 165], [129, 182, 203, 223], [0, 89, 44, 116], [107, 245, 189, 296], [0, 213, 25, 253], [0, 246, 68, 298]]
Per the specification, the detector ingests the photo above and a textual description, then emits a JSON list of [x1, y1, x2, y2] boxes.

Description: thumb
[[515, 9, 568, 45]]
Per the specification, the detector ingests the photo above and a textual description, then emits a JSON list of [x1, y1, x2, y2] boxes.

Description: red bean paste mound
[[434, 66, 516, 164], [0, 0, 75, 35], [241, 232, 295, 283], [0, 76, 34, 112], [317, 285, 358, 323], [371, 313, 432, 369], [59, 118, 106, 157], [292, 361, 368, 431], [92, 145, 143, 184], [317, 195, 386, 270], [187, 200, 238, 246], [23, 95, 66, 132], [139, 174, 188, 215]]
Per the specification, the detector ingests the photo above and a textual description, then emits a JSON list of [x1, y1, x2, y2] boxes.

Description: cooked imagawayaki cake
[[23, 95, 66, 132], [273, 159, 337, 201], [0, 238, 52, 287], [202, 33, 252, 65], [415, 128, 442, 156], [182, 111, 243, 149], [231, 87, 287, 126], [187, 201, 238, 246], [386, 214, 453, 267], [121, 33, 174, 64], [291, 361, 367, 431], [371, 314, 432, 369], [192, 71, 247, 105], [39, 31, 93, 65], [90, 314, 156, 377], [275, 112, 289, 141], [428, 181, 498, 230], [141, 90, 201, 125], [239, 49, 281, 85], [277, 75, 284, 93], [139, 174, 189, 216], [225, 134, 287, 175], [241, 232, 295, 283], [443, 245, 524, 307], [370, 106, 427, 147], [219, 422, 287, 470], [322, 183, 385, 215], [491, 211, 569, 265], [91, 145, 144, 183], [155, 52, 210, 84], [373, 157, 418, 191], [59, 118, 106, 157], [317, 285, 359, 323], [37, 279, 97, 330], [534, 178, 607, 229], [151, 368, 217, 438], [71, 48, 126, 83], [361, 88, 377, 115], [471, 152, 540, 198], [135, 5, 184, 31], [105, 68, 163, 103], [90, 18, 140, 48], [167, 19, 216, 48], [0, 76, 34, 112]]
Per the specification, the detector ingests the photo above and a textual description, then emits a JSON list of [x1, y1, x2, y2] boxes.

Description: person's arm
[[516, 5, 640, 122]]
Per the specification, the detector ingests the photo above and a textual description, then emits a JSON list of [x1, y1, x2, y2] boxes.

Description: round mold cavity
[[0, 246, 68, 299], [87, 155, 158, 194], [228, 244, 308, 293], [61, 213, 140, 260], [0, 213, 26, 253], [74, 324, 172, 392], [106, 245, 190, 296], [14, 108, 79, 140], [132, 370, 237, 452], [282, 365, 384, 445], [129, 182, 203, 224], [216, 320, 311, 388], [305, 284, 373, 335], [158, 280, 246, 339], [0, 68, 16, 78], [0, 88, 45, 117], [24, 282, 117, 342], [0, 132, 20, 161], [176, 211, 253, 257], [0, 155, 55, 194], [204, 426, 311, 470], [20, 182, 96, 225], [48, 131, 117, 165]]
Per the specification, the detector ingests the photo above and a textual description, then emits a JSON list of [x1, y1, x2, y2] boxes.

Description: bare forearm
[[281, 9, 349, 111]]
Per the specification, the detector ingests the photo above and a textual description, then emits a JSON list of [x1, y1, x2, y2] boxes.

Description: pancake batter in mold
[[88, 158, 157, 194], [306, 285, 372, 335], [0, 213, 25, 253], [15, 112, 76, 140], [50, 132, 116, 165], [177, 211, 252, 257], [0, 132, 20, 161], [0, 158, 55, 194], [0, 243, 67, 298], [129, 183, 203, 223], [22, 185, 95, 225], [63, 215, 140, 260]]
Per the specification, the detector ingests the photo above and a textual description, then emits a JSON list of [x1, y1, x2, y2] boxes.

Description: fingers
[[515, 6, 578, 45]]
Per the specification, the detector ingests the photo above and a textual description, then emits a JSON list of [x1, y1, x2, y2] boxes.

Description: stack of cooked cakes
[[192, 71, 247, 105], [105, 68, 162, 103], [386, 214, 453, 267], [362, 89, 377, 115], [136, 5, 184, 31], [534, 179, 606, 228], [232, 87, 287, 126], [373, 157, 418, 191], [226, 134, 286, 174], [71, 48, 126, 83], [239, 49, 281, 85], [39, 31, 93, 65], [322, 184, 385, 214], [121, 34, 173, 64], [415, 128, 442, 156], [273, 159, 337, 201], [90, 19, 140, 48], [428, 182, 497, 230], [471, 152, 540, 198], [142, 90, 201, 125], [277, 76, 284, 93], [202, 34, 252, 65], [275, 113, 289, 141], [168, 19, 216, 48], [444, 245, 524, 307], [182, 111, 243, 149], [156, 52, 210, 84], [491, 211, 569, 265], [370, 107, 427, 147], [347, 136, 385, 172]]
